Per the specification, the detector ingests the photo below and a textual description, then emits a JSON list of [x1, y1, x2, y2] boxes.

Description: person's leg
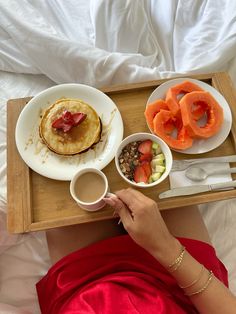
[[46, 218, 125, 265], [47, 205, 210, 265], [161, 205, 211, 245]]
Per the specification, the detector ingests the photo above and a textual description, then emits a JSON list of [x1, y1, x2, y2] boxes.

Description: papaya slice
[[145, 99, 168, 131], [153, 110, 193, 150], [191, 101, 208, 120], [180, 91, 224, 139], [166, 81, 203, 116]]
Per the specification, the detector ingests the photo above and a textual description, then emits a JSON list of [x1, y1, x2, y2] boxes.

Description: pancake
[[39, 98, 101, 155]]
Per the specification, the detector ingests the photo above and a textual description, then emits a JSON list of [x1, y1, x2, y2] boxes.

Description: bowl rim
[[115, 132, 173, 188]]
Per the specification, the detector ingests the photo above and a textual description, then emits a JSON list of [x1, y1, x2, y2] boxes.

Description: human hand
[[104, 188, 180, 263]]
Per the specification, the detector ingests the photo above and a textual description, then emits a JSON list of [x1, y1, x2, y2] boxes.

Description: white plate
[[15, 84, 124, 180], [146, 78, 232, 154]]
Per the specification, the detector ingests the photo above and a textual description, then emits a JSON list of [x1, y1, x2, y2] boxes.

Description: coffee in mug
[[70, 168, 108, 211], [74, 172, 106, 203]]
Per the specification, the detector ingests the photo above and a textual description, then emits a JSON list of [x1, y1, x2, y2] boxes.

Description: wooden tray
[[7, 72, 236, 233]]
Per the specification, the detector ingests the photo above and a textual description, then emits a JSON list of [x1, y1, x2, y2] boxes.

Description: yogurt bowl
[[115, 133, 172, 188]]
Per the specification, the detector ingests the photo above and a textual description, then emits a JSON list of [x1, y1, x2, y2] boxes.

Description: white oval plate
[[146, 78, 232, 154], [15, 84, 124, 180]]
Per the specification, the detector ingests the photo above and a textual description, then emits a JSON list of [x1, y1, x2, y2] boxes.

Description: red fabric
[[36, 235, 228, 314]]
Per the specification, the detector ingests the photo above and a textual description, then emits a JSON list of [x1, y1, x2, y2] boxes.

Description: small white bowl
[[115, 133, 173, 188]]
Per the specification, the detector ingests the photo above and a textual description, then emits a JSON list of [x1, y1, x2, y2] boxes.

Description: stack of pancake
[[39, 98, 101, 155]]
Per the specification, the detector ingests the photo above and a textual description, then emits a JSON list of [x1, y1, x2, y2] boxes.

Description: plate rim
[[15, 83, 124, 180]]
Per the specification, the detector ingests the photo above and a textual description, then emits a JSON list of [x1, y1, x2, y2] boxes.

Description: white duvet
[[0, 0, 236, 312]]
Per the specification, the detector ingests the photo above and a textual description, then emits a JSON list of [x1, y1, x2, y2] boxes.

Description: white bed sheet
[[0, 1, 236, 312]]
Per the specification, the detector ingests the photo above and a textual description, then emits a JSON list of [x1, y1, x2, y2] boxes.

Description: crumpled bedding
[[0, 0, 235, 312]]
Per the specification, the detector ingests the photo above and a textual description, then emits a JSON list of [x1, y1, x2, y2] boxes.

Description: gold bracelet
[[168, 246, 186, 273], [185, 270, 214, 296], [179, 264, 204, 289]]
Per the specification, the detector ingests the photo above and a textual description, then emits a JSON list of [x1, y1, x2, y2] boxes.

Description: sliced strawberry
[[52, 117, 73, 132], [53, 121, 73, 132], [52, 111, 87, 133], [62, 111, 74, 124], [62, 123, 73, 132], [139, 153, 152, 162], [72, 113, 87, 125], [138, 140, 152, 155], [52, 117, 64, 129], [141, 161, 152, 178], [134, 165, 148, 183]]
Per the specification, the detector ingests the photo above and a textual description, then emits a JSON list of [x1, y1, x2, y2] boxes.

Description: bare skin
[[47, 199, 211, 264], [160, 205, 211, 245], [46, 219, 125, 265], [46, 188, 236, 313], [114, 188, 236, 314]]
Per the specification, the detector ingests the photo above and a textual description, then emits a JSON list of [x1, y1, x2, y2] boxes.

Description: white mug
[[70, 168, 109, 211]]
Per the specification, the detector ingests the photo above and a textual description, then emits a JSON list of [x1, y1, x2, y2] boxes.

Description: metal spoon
[[185, 164, 236, 181]]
